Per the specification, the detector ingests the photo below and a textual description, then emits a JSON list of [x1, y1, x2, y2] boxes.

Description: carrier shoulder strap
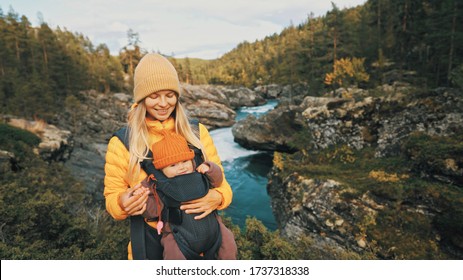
[[112, 119, 200, 260]]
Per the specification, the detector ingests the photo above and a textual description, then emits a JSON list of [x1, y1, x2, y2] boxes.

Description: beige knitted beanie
[[133, 53, 180, 103]]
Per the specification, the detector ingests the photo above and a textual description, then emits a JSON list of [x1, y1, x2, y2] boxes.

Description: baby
[[133, 131, 236, 260]]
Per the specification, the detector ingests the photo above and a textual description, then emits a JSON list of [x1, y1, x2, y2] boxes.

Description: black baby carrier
[[112, 121, 222, 260]]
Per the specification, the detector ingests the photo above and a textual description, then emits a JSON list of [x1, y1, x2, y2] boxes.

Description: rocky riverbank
[[234, 85, 463, 185], [234, 83, 463, 259], [3, 81, 462, 259], [235, 85, 463, 156]]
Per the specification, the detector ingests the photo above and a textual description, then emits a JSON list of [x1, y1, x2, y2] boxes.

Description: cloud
[[4, 0, 367, 59]]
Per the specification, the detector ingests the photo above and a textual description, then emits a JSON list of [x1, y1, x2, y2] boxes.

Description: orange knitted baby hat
[[133, 53, 180, 103], [152, 131, 195, 170]]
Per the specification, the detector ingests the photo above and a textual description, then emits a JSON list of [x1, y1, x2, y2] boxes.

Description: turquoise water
[[210, 100, 278, 230]]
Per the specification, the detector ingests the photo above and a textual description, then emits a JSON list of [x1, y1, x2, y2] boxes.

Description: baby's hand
[[196, 163, 210, 174], [133, 187, 149, 197]]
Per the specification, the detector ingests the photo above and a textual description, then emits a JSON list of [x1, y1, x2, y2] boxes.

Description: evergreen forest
[[1, 1, 463, 121]]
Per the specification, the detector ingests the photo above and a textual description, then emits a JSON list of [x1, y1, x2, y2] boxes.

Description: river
[[209, 100, 278, 230]]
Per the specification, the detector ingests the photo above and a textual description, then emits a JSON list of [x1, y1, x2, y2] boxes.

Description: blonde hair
[[126, 98, 206, 183]]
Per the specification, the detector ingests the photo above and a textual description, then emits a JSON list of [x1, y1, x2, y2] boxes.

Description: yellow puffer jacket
[[104, 117, 233, 259]]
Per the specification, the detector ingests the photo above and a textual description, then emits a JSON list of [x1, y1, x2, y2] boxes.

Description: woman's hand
[[118, 183, 150, 216], [180, 189, 222, 220]]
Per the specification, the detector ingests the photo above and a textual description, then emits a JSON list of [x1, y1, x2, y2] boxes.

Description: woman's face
[[144, 90, 178, 121]]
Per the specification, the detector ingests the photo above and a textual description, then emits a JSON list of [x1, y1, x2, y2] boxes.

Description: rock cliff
[[257, 85, 463, 259], [232, 105, 303, 152], [267, 155, 463, 259], [267, 169, 375, 255], [235, 85, 463, 159], [232, 83, 313, 152]]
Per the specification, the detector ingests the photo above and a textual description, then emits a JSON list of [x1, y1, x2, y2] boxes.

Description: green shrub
[[0, 124, 40, 160], [0, 125, 129, 259]]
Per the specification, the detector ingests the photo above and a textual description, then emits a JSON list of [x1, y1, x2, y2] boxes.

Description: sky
[[1, 0, 367, 59]]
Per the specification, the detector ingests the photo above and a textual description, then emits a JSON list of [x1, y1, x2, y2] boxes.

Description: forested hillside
[[2, 1, 462, 120], [202, 0, 463, 90], [0, 8, 124, 121]]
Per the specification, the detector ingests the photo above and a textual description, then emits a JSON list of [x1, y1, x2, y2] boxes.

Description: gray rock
[[180, 84, 237, 129], [6, 117, 74, 162], [180, 84, 266, 129], [254, 84, 282, 99], [232, 105, 303, 152], [219, 86, 266, 108], [266, 166, 449, 258], [233, 86, 463, 161], [267, 169, 373, 254]]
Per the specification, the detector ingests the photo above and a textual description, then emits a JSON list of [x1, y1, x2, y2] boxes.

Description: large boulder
[[181, 84, 266, 129], [218, 85, 266, 109], [254, 84, 282, 99], [254, 83, 310, 104], [180, 84, 236, 129], [232, 104, 303, 152], [5, 117, 74, 162]]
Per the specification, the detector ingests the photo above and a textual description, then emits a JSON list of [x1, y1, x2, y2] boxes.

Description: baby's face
[[162, 160, 194, 178]]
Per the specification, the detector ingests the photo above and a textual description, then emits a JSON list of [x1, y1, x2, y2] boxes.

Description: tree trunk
[[42, 42, 48, 72], [377, 0, 382, 51], [447, 0, 457, 85], [333, 27, 337, 72], [15, 37, 20, 61]]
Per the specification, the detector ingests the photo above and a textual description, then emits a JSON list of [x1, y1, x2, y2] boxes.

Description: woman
[[104, 53, 233, 259]]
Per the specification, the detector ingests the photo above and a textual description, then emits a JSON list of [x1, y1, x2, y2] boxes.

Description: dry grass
[[8, 117, 47, 136]]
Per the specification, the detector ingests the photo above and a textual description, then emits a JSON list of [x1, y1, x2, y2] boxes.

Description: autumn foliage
[[324, 57, 370, 90]]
